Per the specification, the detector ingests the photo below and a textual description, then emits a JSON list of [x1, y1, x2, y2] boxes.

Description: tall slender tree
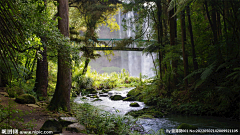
[[180, 9, 188, 90], [34, 0, 48, 100], [49, 0, 72, 112]]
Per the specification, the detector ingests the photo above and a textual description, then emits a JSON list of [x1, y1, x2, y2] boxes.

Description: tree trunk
[[34, 45, 48, 99], [180, 10, 188, 90], [186, 5, 198, 71], [81, 58, 90, 76], [205, 0, 223, 62], [168, 0, 177, 87], [49, 0, 71, 112], [156, 0, 163, 80], [34, 0, 48, 100]]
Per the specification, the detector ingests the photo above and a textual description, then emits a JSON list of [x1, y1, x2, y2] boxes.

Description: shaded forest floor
[[0, 87, 87, 135]]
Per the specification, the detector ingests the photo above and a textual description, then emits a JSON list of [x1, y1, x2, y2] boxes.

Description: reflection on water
[[74, 87, 240, 134]]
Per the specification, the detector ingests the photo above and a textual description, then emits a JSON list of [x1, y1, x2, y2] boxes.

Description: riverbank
[[0, 87, 88, 135], [125, 85, 240, 120]]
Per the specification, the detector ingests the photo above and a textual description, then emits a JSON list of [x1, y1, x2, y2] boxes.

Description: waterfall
[[91, 7, 155, 78]]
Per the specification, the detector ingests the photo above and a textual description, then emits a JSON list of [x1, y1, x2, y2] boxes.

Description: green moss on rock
[[123, 97, 135, 101], [130, 102, 140, 107], [90, 95, 99, 98], [110, 95, 123, 100], [15, 94, 36, 104], [86, 88, 98, 94], [177, 123, 198, 130], [92, 99, 102, 102], [126, 108, 163, 118]]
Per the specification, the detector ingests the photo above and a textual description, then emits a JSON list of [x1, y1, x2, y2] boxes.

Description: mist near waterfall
[[89, 10, 155, 77]]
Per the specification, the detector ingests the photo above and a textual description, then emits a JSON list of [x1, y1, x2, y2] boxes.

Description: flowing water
[[74, 88, 240, 134]]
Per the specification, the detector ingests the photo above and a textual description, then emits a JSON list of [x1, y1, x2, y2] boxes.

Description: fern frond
[[183, 68, 205, 80], [168, 0, 193, 17], [201, 61, 217, 80]]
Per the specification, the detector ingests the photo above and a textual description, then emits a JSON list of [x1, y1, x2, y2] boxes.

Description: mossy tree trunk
[[48, 0, 71, 112]]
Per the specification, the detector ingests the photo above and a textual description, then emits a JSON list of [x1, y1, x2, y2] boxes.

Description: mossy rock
[[102, 89, 109, 93], [130, 102, 140, 107], [177, 123, 198, 130], [15, 94, 36, 104], [40, 119, 62, 134], [138, 114, 154, 119], [66, 123, 86, 133], [86, 88, 98, 94], [90, 95, 99, 98], [110, 95, 123, 100], [81, 97, 87, 100], [92, 98, 102, 102], [126, 108, 163, 118], [123, 97, 135, 101]]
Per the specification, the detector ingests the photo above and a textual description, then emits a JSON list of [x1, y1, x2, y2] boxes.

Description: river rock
[[99, 93, 108, 97], [110, 95, 123, 100], [123, 97, 135, 101], [15, 94, 36, 104], [92, 98, 102, 102], [60, 117, 78, 127], [26, 104, 39, 108], [66, 123, 86, 133], [40, 119, 62, 134], [90, 95, 99, 98], [0, 92, 9, 97], [86, 88, 98, 94], [130, 102, 140, 107]]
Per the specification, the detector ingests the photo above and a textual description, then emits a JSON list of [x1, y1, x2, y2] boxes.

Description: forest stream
[[74, 87, 240, 134]]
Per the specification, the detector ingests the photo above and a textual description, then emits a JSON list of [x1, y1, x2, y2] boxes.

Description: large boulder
[[15, 94, 36, 104], [40, 119, 62, 134], [66, 123, 86, 133], [59, 117, 78, 127], [110, 95, 123, 100], [130, 102, 140, 107], [123, 97, 135, 101], [86, 88, 98, 94]]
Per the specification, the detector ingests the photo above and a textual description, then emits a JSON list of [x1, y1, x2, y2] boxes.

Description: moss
[[138, 114, 154, 119], [81, 97, 87, 100], [177, 123, 198, 130], [110, 95, 123, 100], [102, 89, 109, 93], [130, 102, 140, 107], [15, 94, 36, 104], [92, 99, 102, 102], [123, 97, 135, 101], [126, 108, 163, 118], [86, 88, 98, 94], [90, 95, 99, 98]]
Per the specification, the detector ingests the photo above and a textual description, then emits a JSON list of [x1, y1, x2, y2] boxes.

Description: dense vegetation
[[0, 0, 239, 133]]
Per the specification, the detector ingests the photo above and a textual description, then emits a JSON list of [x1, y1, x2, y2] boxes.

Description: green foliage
[[72, 102, 139, 135], [0, 101, 36, 130], [15, 94, 36, 104], [6, 86, 24, 98], [126, 108, 163, 118]]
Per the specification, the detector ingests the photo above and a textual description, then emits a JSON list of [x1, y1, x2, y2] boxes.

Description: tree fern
[[168, 0, 193, 17]]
